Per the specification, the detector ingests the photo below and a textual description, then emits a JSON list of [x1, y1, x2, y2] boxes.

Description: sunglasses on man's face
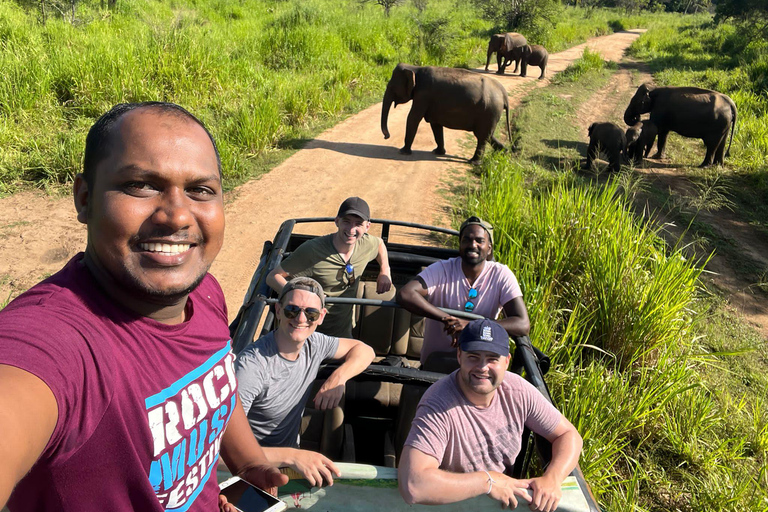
[[282, 304, 322, 322], [464, 287, 478, 312]]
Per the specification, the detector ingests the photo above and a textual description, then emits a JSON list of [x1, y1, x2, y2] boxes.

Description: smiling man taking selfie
[[0, 102, 287, 511]]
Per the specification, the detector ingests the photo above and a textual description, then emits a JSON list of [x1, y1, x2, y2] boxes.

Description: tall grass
[[464, 156, 768, 511], [0, 0, 682, 193]]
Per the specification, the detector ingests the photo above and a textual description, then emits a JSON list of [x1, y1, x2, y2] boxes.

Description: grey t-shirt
[[235, 331, 340, 447]]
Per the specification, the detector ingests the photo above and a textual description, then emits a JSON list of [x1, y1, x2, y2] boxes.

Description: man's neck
[[332, 233, 356, 259], [461, 259, 486, 285], [455, 373, 495, 408], [82, 253, 188, 325], [273, 329, 305, 361]]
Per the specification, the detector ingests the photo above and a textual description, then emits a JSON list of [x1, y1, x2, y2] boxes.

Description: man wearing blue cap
[[398, 319, 583, 512]]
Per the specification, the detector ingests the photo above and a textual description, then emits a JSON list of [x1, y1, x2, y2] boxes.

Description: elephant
[[624, 120, 658, 165], [381, 63, 512, 165], [511, 44, 549, 79], [624, 83, 737, 167], [586, 122, 626, 173], [485, 32, 527, 75]]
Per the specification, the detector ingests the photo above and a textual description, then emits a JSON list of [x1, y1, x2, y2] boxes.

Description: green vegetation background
[[2, 0, 768, 510], [1, 0, 653, 193]]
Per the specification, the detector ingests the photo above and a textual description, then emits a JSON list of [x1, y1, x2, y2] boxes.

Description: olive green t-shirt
[[280, 233, 380, 337]]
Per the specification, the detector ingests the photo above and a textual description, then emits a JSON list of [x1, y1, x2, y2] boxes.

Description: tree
[[360, 0, 406, 17]]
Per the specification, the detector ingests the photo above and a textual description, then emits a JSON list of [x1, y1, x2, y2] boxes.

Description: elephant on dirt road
[[624, 83, 737, 167], [485, 32, 527, 75], [511, 44, 549, 79], [586, 122, 626, 173], [624, 120, 658, 165], [381, 63, 512, 165]]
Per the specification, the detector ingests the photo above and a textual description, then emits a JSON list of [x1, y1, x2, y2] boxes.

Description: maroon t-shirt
[[0, 255, 236, 512]]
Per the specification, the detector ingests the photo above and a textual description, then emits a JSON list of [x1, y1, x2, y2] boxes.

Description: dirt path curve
[[0, 30, 644, 318]]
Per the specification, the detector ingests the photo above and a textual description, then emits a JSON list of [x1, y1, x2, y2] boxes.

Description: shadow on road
[[286, 138, 468, 164]]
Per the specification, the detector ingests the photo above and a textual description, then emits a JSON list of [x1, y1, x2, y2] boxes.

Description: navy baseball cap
[[458, 319, 510, 356]]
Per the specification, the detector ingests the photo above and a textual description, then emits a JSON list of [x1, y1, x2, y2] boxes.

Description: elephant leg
[[652, 131, 668, 159], [520, 60, 527, 78], [490, 136, 505, 151], [512, 57, 520, 74], [430, 123, 446, 155], [609, 150, 621, 173], [538, 65, 545, 80], [713, 132, 728, 165], [586, 141, 598, 170], [400, 107, 425, 155], [497, 53, 504, 73], [643, 137, 655, 158], [700, 135, 720, 167]]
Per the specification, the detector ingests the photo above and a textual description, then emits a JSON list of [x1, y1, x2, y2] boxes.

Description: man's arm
[[396, 277, 453, 323], [261, 447, 341, 488], [398, 446, 532, 507], [265, 265, 290, 294], [0, 365, 58, 508], [526, 416, 583, 512], [313, 338, 375, 410], [498, 296, 530, 336], [219, 396, 288, 495], [375, 239, 392, 293]]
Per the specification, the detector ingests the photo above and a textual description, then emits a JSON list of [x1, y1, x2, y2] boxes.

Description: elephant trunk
[[624, 106, 640, 126], [381, 88, 394, 139]]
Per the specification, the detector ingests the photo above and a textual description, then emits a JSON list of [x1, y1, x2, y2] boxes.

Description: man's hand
[[487, 472, 533, 510], [527, 474, 562, 512], [440, 316, 470, 345], [288, 449, 342, 488], [238, 464, 289, 496], [314, 374, 345, 410], [377, 272, 392, 293]]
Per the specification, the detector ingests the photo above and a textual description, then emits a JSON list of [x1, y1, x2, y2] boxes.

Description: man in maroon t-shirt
[[0, 103, 287, 511], [398, 319, 583, 512]]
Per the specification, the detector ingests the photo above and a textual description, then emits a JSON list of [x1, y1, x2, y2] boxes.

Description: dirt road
[[0, 30, 644, 318]]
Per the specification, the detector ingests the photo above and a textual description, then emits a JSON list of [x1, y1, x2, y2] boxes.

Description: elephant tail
[[725, 98, 737, 158], [505, 103, 512, 148]]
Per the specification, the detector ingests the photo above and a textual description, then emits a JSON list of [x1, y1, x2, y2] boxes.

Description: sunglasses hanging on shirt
[[464, 287, 478, 312], [342, 263, 355, 286]]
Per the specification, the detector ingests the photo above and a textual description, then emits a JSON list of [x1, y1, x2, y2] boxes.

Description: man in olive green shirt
[[266, 197, 392, 337]]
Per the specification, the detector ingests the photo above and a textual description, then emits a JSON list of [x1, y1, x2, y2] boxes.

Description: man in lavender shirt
[[399, 319, 583, 512], [0, 103, 287, 512], [397, 216, 530, 372]]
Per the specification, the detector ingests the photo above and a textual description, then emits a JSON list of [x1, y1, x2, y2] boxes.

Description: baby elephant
[[624, 120, 658, 165], [586, 122, 626, 173], [511, 44, 549, 79]]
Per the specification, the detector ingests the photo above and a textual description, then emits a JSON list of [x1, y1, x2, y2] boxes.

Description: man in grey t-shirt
[[398, 319, 583, 512], [236, 277, 375, 487]]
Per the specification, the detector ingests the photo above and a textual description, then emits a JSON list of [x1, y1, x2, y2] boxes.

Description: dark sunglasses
[[464, 287, 478, 312], [282, 304, 322, 322], [341, 263, 355, 286]]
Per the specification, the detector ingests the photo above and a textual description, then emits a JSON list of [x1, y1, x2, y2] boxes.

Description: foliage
[[358, 0, 404, 17], [551, 46, 616, 84], [473, 0, 563, 43], [0, 0, 489, 191]]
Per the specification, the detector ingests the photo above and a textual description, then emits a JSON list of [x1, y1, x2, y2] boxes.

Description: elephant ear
[[405, 68, 416, 99], [501, 35, 511, 53]]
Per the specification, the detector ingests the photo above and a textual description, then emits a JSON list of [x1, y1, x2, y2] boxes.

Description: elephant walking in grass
[[511, 44, 549, 79], [625, 120, 658, 165], [381, 63, 512, 165], [586, 122, 626, 173], [485, 32, 527, 75], [624, 84, 737, 167]]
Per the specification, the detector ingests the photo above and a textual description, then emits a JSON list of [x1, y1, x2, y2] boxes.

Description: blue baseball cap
[[458, 319, 510, 357]]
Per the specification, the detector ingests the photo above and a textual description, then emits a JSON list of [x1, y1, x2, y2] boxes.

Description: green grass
[[459, 32, 768, 511], [0, 0, 679, 194]]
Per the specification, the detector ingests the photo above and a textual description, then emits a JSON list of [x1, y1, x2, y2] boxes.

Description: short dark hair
[[82, 102, 222, 190]]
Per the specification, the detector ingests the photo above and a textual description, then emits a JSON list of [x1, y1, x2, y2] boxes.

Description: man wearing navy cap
[[398, 319, 583, 512], [267, 197, 392, 338]]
